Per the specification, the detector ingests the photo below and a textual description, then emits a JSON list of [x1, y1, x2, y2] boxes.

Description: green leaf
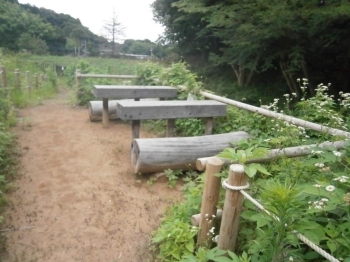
[[185, 241, 194, 252], [327, 240, 338, 253], [244, 165, 257, 178], [250, 163, 272, 176]]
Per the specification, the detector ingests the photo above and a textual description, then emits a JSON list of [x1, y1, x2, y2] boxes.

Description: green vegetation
[[141, 65, 350, 261]]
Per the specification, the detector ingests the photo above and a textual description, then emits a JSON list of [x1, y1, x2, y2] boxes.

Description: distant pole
[[34, 73, 39, 88], [75, 69, 81, 89], [14, 69, 20, 89], [0, 66, 7, 88], [25, 71, 31, 92]]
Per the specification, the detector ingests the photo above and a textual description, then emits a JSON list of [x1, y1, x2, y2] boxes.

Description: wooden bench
[[116, 100, 227, 139], [92, 85, 177, 128]]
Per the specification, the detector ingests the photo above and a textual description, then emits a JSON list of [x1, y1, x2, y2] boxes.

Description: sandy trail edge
[[1, 88, 182, 262]]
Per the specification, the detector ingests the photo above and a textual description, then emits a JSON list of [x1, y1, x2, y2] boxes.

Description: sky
[[17, 0, 164, 42]]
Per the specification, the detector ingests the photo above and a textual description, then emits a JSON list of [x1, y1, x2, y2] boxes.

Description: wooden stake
[[205, 117, 213, 135], [15, 69, 20, 89], [0, 66, 7, 88], [25, 71, 31, 92], [102, 98, 109, 128], [196, 158, 223, 249], [75, 69, 81, 89], [34, 74, 38, 89], [217, 164, 247, 252], [132, 120, 140, 140], [166, 119, 175, 137]]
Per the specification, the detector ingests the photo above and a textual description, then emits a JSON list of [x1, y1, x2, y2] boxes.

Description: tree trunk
[[131, 131, 250, 174], [279, 61, 300, 96]]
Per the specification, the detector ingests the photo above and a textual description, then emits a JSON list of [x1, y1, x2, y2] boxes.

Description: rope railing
[[222, 176, 340, 262]]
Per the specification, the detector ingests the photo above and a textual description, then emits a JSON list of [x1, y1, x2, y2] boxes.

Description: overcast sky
[[18, 0, 164, 42]]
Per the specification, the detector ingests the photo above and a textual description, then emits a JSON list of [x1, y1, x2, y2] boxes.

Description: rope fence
[[194, 161, 341, 262], [222, 175, 340, 262]]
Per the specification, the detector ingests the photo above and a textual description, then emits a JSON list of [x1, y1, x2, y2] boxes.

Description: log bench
[[131, 131, 250, 173], [116, 100, 227, 140], [92, 85, 177, 128]]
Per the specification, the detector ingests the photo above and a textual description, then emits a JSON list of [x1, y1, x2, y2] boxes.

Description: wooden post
[[217, 164, 247, 252], [166, 119, 175, 137], [25, 71, 31, 92], [34, 73, 39, 88], [40, 74, 44, 85], [102, 98, 109, 128], [205, 117, 213, 135], [196, 158, 223, 249], [14, 69, 20, 89], [0, 66, 7, 88], [132, 120, 141, 140], [75, 69, 81, 89]]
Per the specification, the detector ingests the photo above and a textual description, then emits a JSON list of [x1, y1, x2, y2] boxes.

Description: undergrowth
[[146, 75, 350, 261]]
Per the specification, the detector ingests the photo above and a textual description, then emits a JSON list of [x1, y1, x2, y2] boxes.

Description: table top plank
[[117, 100, 227, 120], [93, 85, 177, 99]]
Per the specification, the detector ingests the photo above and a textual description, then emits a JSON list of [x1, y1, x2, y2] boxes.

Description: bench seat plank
[[117, 100, 227, 120], [93, 85, 177, 99]]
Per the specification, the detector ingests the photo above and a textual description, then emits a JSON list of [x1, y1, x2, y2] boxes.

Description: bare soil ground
[[1, 88, 183, 262]]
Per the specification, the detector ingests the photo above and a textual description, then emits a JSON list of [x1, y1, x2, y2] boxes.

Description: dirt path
[[1, 88, 182, 262]]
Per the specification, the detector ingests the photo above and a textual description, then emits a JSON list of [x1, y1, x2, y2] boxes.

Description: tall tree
[[101, 8, 125, 55]]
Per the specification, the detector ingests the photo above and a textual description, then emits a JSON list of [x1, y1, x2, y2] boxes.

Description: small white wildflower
[[321, 198, 329, 202], [333, 151, 342, 157], [297, 78, 300, 82], [289, 256, 294, 261], [292, 93, 297, 97], [325, 185, 336, 192], [212, 214, 216, 218], [313, 184, 322, 188], [212, 235, 219, 243], [283, 94, 290, 97], [315, 205, 323, 210], [339, 178, 347, 183], [315, 163, 325, 168]]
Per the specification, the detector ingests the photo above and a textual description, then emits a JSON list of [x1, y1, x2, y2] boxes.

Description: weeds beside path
[[1, 87, 182, 262]]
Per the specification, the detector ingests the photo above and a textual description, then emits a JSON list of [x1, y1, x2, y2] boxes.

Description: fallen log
[[88, 98, 160, 122], [131, 131, 250, 174]]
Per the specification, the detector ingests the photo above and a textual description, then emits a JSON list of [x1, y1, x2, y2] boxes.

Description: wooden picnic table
[[92, 85, 177, 128]]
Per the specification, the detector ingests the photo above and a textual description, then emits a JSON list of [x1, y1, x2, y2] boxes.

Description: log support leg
[[166, 119, 175, 137], [102, 98, 109, 128], [205, 117, 213, 135], [132, 120, 140, 140]]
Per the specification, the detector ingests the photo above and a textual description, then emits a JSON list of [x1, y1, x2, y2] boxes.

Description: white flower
[[325, 185, 336, 192], [333, 151, 342, 157], [313, 184, 322, 188], [340, 178, 347, 183], [292, 93, 297, 97], [209, 227, 215, 234], [315, 205, 323, 210], [289, 256, 294, 261], [321, 198, 329, 202], [212, 235, 219, 243], [315, 163, 325, 168]]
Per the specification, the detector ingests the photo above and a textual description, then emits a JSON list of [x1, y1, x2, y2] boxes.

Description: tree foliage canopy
[[0, 0, 105, 55], [152, 0, 350, 94]]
